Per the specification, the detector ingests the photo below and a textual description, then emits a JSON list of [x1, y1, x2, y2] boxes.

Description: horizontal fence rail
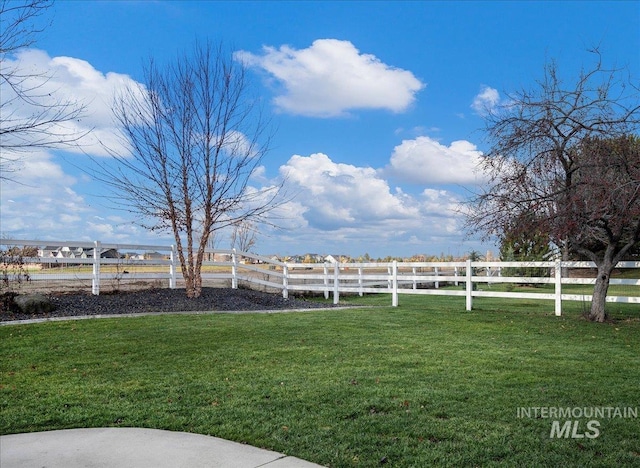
[[2, 239, 639, 316]]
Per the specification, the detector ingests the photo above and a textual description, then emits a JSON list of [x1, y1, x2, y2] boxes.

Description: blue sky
[[1, 0, 638, 258]]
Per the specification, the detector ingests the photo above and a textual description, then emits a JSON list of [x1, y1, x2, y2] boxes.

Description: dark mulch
[[0, 287, 334, 322]]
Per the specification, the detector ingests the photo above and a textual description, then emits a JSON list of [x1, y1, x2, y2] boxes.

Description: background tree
[[0, 0, 86, 179], [467, 52, 640, 322], [499, 213, 552, 279], [99, 41, 282, 298], [466, 250, 484, 262], [230, 220, 258, 255], [554, 135, 640, 318]]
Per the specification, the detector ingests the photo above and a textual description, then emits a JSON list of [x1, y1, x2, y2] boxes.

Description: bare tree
[[466, 52, 640, 322], [230, 220, 258, 254], [98, 41, 282, 298], [0, 0, 86, 178]]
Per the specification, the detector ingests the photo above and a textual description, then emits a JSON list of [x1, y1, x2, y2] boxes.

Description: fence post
[[231, 248, 238, 289], [282, 263, 289, 299], [92, 240, 101, 295], [323, 262, 329, 299], [392, 260, 398, 307], [169, 245, 177, 289], [454, 266, 459, 286], [435, 266, 439, 289], [358, 266, 364, 296], [333, 261, 340, 305], [466, 259, 473, 311], [412, 267, 417, 290], [555, 259, 562, 316]]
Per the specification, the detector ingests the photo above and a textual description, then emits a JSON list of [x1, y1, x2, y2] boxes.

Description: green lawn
[[2, 295, 639, 467]]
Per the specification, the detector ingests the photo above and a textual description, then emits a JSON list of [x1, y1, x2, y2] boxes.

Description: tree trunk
[[184, 269, 203, 298], [184, 272, 196, 298], [561, 241, 570, 278], [589, 262, 613, 322], [193, 263, 203, 298], [176, 241, 204, 299]]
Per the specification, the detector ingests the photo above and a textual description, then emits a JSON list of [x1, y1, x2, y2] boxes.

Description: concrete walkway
[[0, 428, 324, 467]]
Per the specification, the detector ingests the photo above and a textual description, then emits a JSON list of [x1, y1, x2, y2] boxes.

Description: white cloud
[[1, 49, 140, 157], [0, 149, 153, 243], [250, 165, 268, 183], [471, 85, 501, 116], [265, 152, 469, 255], [236, 39, 424, 117], [421, 188, 463, 218], [0, 150, 90, 237], [385, 136, 485, 185], [279, 153, 420, 230]]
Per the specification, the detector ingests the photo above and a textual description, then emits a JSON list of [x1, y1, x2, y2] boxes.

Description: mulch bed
[[0, 287, 333, 322]]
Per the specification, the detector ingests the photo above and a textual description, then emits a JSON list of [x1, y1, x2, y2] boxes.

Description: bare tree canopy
[[230, 220, 258, 254], [0, 0, 86, 179], [0, 0, 51, 54], [467, 52, 640, 322], [98, 41, 282, 298]]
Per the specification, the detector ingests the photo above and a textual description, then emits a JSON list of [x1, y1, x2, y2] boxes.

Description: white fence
[[2, 239, 639, 316]]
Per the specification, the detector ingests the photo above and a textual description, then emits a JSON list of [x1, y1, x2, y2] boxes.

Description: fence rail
[[2, 239, 639, 316]]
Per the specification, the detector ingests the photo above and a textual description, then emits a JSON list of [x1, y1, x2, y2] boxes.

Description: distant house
[[93, 248, 120, 259], [144, 251, 167, 260], [38, 246, 83, 258], [123, 252, 146, 260], [38, 246, 61, 257], [37, 246, 120, 259], [311, 254, 325, 263]]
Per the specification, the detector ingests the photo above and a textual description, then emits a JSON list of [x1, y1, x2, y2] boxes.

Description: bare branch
[[0, 0, 88, 179]]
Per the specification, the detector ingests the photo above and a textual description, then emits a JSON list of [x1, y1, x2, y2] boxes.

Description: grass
[[1, 295, 639, 467]]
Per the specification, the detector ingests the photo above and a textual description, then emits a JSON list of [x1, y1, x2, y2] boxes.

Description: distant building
[[38, 246, 120, 259], [325, 255, 338, 264], [144, 251, 167, 260]]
